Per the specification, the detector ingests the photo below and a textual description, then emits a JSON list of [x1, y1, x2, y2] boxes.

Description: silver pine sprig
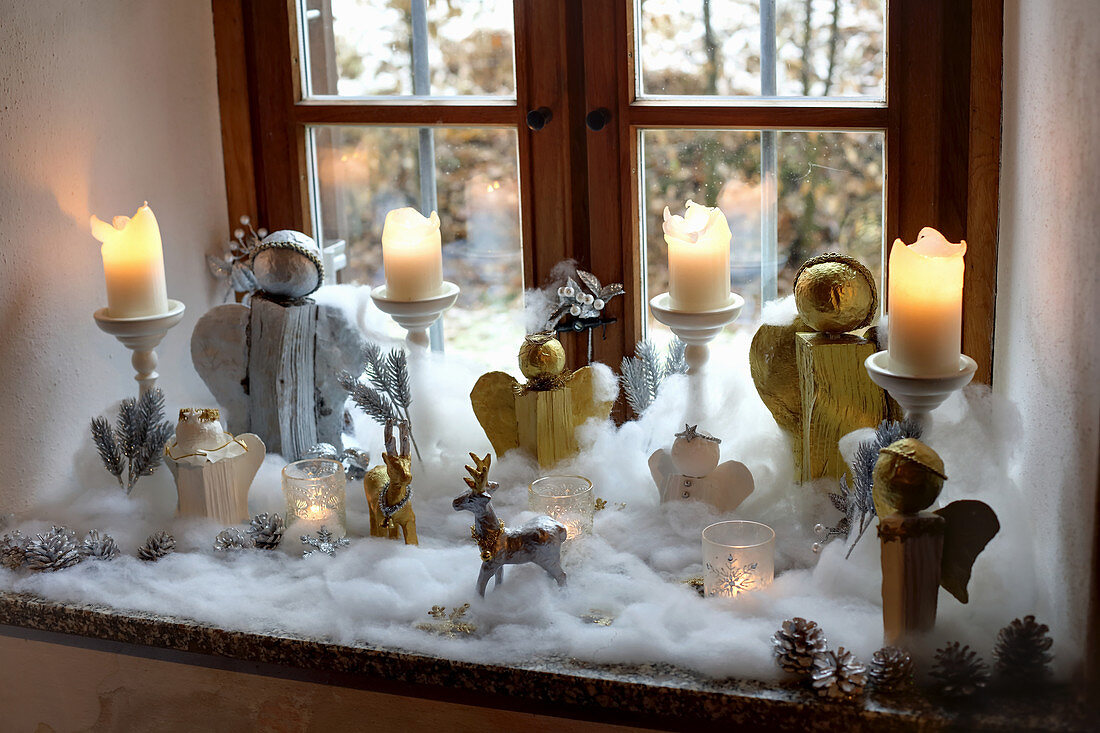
[[342, 343, 420, 460], [620, 337, 688, 414], [91, 388, 173, 494], [817, 418, 923, 558], [90, 417, 124, 487]]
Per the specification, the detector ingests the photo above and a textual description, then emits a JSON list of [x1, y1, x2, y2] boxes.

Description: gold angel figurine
[[470, 332, 614, 467]]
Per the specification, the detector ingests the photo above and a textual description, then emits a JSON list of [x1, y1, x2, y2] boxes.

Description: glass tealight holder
[[282, 458, 347, 537], [701, 520, 775, 599], [528, 475, 595, 539]]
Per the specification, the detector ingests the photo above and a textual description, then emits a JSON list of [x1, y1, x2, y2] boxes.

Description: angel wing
[[649, 448, 675, 491], [190, 304, 251, 435], [707, 460, 755, 513], [233, 433, 267, 490], [935, 499, 1000, 603], [470, 371, 520, 457], [568, 366, 615, 425]]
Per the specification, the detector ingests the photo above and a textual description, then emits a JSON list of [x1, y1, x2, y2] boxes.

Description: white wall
[[0, 0, 225, 511], [997, 0, 1100, 669]]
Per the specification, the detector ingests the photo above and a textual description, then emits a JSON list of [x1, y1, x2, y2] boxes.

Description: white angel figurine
[[649, 425, 754, 513], [164, 408, 265, 524]]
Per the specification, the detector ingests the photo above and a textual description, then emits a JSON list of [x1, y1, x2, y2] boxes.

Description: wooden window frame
[[214, 0, 1002, 385]]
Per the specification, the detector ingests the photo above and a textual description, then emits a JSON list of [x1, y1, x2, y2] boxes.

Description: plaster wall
[[996, 0, 1100, 667], [0, 0, 224, 511]]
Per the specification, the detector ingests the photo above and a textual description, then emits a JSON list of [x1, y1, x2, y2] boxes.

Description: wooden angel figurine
[[364, 419, 418, 544], [875, 438, 999, 644], [191, 230, 364, 460], [649, 425, 754, 513], [452, 453, 567, 596], [470, 331, 614, 467]]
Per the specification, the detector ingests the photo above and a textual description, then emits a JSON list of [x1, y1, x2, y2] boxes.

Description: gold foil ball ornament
[[793, 253, 878, 333], [518, 332, 566, 379], [872, 437, 947, 515]]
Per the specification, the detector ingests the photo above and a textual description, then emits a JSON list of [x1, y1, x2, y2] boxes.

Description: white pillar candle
[[888, 227, 967, 375], [663, 201, 732, 311], [90, 202, 169, 318], [381, 207, 443, 301]]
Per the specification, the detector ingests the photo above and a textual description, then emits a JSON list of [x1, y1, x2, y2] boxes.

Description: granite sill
[[0, 591, 1090, 731]]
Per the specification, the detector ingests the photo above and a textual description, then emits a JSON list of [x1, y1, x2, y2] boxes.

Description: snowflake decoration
[[705, 555, 759, 597], [301, 526, 350, 558], [416, 604, 476, 638]]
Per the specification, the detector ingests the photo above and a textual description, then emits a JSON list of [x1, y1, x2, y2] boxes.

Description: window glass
[[311, 125, 524, 363], [300, 0, 516, 97], [637, 0, 885, 99], [641, 129, 884, 343]]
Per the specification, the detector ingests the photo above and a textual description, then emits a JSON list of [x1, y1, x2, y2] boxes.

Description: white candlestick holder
[[371, 281, 460, 348], [864, 350, 977, 429], [93, 299, 186, 396], [648, 292, 744, 375]]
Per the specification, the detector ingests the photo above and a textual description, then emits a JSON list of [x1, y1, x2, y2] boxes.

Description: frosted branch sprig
[[90, 388, 173, 494], [207, 214, 268, 301], [546, 268, 624, 331], [341, 342, 420, 460], [814, 417, 922, 558], [620, 337, 687, 414]]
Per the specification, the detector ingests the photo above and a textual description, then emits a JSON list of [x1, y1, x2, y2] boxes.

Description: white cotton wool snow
[[0, 284, 1065, 680]]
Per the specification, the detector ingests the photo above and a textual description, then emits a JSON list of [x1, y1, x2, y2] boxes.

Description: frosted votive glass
[[283, 458, 347, 537], [701, 520, 775, 598], [529, 475, 595, 539]]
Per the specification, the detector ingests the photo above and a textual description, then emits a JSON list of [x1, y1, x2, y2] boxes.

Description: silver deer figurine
[[452, 453, 567, 596]]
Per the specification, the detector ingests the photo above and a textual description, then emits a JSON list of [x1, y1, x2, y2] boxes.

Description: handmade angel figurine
[[875, 437, 999, 644], [191, 229, 363, 460], [470, 331, 614, 467], [452, 453, 567, 596], [364, 419, 417, 545], [164, 408, 265, 524], [649, 425, 754, 513]]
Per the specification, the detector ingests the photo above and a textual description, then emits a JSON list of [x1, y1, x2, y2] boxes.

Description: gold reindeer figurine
[[452, 452, 567, 596], [364, 419, 418, 544]]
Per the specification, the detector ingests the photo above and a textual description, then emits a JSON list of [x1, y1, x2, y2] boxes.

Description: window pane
[[641, 129, 884, 342], [299, 0, 516, 98], [637, 0, 885, 99], [311, 126, 524, 363]]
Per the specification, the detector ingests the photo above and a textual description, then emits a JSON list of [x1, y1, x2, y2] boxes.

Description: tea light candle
[[381, 207, 443, 301], [701, 520, 775, 598], [529, 475, 595, 539], [888, 227, 967, 375], [663, 201, 732, 312], [282, 458, 347, 537], [90, 202, 169, 318]]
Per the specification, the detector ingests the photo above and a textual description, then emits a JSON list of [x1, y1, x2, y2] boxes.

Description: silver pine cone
[[811, 647, 868, 700], [213, 527, 253, 552], [931, 642, 989, 697], [1, 530, 29, 570], [80, 530, 120, 561], [994, 615, 1053, 684], [247, 513, 286, 550], [772, 617, 828, 674], [869, 646, 914, 692], [25, 526, 82, 572], [138, 531, 176, 561]]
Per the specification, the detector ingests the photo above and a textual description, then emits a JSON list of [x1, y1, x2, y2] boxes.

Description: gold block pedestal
[[795, 331, 895, 481]]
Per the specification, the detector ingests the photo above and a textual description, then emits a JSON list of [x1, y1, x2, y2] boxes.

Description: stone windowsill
[[0, 591, 1090, 731]]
